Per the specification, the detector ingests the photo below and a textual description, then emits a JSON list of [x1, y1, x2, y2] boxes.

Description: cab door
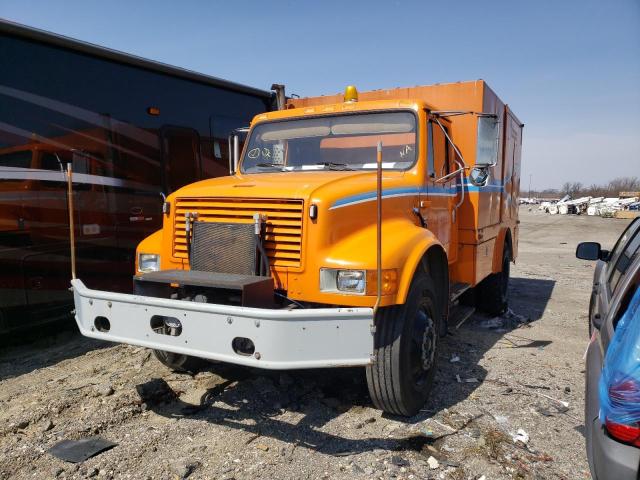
[[420, 118, 457, 262]]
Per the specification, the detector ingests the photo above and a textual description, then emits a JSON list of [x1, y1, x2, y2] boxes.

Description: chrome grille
[[173, 198, 303, 268]]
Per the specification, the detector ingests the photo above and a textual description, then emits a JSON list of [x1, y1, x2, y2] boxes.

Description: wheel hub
[[421, 317, 436, 371]]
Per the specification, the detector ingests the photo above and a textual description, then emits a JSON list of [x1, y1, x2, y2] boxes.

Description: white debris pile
[[538, 194, 639, 218]]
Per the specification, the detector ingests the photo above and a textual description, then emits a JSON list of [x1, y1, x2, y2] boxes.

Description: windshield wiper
[[255, 162, 285, 170], [315, 162, 355, 171]]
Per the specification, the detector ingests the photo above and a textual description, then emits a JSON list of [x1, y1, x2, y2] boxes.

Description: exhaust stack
[[271, 84, 286, 110]]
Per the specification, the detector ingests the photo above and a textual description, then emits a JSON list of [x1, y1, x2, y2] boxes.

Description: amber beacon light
[[344, 85, 358, 102]]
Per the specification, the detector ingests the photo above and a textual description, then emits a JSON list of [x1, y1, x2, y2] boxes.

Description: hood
[[171, 170, 409, 206]]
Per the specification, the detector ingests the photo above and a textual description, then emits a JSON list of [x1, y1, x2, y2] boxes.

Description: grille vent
[[173, 198, 303, 267]]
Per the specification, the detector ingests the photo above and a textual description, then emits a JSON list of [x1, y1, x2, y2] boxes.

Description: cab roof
[[251, 99, 434, 125]]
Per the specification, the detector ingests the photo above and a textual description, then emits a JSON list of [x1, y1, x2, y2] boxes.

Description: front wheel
[[366, 271, 441, 416], [152, 349, 207, 373]]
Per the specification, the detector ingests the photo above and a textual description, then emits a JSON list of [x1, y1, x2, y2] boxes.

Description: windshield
[[241, 111, 417, 173]]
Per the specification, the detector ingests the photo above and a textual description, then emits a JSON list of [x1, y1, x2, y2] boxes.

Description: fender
[[395, 227, 445, 304]]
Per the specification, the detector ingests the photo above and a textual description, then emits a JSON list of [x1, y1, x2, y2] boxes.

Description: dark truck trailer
[[0, 19, 274, 334]]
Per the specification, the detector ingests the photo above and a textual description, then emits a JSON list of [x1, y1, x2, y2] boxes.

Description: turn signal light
[[366, 269, 398, 296]]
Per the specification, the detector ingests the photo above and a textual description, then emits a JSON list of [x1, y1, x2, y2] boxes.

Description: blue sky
[[2, 0, 639, 189]]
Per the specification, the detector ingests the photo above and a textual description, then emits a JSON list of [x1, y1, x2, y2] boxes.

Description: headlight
[[320, 268, 398, 295], [320, 268, 366, 294], [337, 270, 365, 293], [138, 253, 160, 273]]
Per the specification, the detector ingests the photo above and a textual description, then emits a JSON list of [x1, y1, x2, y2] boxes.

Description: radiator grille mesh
[[173, 198, 303, 267], [190, 222, 257, 275]]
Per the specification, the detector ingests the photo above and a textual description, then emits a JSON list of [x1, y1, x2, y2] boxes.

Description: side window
[[429, 122, 449, 178], [427, 121, 447, 179], [0, 151, 32, 168], [40, 152, 64, 171], [432, 125, 447, 178], [613, 278, 640, 330], [609, 228, 640, 294], [427, 121, 435, 178], [607, 218, 640, 272]]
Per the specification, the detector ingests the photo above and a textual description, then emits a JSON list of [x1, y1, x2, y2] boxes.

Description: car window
[[607, 218, 640, 272], [609, 228, 640, 294], [612, 267, 640, 331], [0, 151, 32, 168], [40, 152, 62, 171]]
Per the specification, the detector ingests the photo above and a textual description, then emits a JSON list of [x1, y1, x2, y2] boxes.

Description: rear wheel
[[152, 350, 207, 374], [366, 271, 441, 416], [477, 243, 511, 316]]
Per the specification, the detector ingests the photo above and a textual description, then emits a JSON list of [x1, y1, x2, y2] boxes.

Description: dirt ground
[[0, 207, 632, 480]]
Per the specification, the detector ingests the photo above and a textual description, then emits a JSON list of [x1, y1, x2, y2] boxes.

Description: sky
[[2, 0, 639, 190]]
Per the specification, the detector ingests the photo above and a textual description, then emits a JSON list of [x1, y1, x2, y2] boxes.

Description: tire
[[477, 243, 511, 316], [366, 271, 442, 416], [152, 349, 207, 374]]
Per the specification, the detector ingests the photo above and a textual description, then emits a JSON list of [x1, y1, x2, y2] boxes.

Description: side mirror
[[468, 166, 489, 187], [476, 116, 500, 166], [576, 242, 603, 261]]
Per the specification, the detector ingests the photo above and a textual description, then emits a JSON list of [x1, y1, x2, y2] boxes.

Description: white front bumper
[[71, 279, 374, 370]]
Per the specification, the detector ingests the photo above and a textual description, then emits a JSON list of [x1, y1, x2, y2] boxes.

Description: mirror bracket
[[434, 166, 465, 184]]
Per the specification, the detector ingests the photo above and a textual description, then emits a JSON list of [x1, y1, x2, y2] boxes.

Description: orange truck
[[71, 80, 522, 415]]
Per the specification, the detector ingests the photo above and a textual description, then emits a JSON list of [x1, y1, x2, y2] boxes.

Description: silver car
[[577, 217, 640, 479]]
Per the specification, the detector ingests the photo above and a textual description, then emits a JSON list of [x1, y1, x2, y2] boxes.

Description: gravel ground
[[0, 207, 632, 480]]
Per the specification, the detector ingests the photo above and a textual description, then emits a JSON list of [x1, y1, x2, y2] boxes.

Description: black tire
[[366, 271, 441, 416], [477, 244, 511, 316], [152, 349, 207, 374]]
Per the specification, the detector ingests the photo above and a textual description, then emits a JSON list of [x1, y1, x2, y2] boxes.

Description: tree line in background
[[530, 177, 640, 199]]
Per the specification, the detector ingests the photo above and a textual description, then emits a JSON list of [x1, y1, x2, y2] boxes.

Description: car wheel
[[152, 349, 207, 373]]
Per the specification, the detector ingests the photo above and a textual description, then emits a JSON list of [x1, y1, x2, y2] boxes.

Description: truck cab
[[72, 80, 522, 416]]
